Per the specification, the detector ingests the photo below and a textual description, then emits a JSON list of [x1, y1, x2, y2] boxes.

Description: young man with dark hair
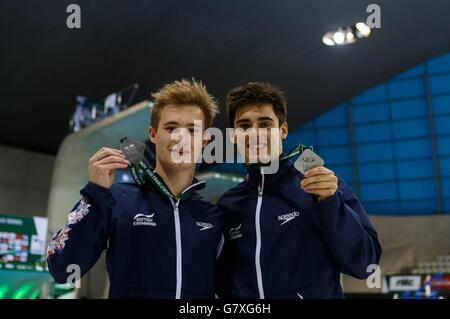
[[217, 82, 381, 299], [47, 79, 224, 299]]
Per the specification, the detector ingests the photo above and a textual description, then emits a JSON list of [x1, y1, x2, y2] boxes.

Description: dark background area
[[2, 0, 450, 154]]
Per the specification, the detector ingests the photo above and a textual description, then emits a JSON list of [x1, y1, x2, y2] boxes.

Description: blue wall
[[285, 52, 450, 215]]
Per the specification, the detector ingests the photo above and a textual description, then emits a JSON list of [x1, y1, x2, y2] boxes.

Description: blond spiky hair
[[150, 78, 219, 129]]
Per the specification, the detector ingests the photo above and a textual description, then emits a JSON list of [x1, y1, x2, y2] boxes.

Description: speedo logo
[[229, 224, 243, 240], [196, 221, 213, 231], [133, 213, 156, 227], [277, 211, 300, 225]]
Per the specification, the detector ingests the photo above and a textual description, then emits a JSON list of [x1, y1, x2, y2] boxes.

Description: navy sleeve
[[215, 237, 232, 299], [46, 182, 114, 284], [215, 199, 232, 299], [314, 179, 382, 279]]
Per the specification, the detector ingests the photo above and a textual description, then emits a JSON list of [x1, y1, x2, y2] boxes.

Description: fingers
[[303, 188, 337, 199], [302, 181, 337, 191], [304, 166, 334, 177], [90, 147, 125, 163], [302, 181, 337, 197], [301, 174, 337, 188], [301, 166, 338, 199], [89, 148, 129, 173], [98, 155, 129, 166], [101, 162, 129, 171]]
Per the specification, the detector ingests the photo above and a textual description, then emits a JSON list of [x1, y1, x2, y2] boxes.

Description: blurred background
[[1, 0, 450, 299]]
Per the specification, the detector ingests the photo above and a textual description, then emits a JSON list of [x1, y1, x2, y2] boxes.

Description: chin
[[245, 155, 260, 164], [245, 151, 273, 164], [169, 161, 195, 171]]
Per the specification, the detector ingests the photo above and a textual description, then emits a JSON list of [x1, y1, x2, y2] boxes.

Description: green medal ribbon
[[120, 137, 192, 200], [280, 144, 313, 161], [246, 143, 313, 170]]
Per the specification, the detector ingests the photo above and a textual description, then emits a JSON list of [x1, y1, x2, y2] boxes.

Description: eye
[[259, 122, 272, 128], [189, 128, 198, 134], [165, 126, 176, 132], [238, 124, 251, 130]]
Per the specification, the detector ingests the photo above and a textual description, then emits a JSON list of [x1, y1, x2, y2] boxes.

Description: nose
[[171, 128, 190, 143]]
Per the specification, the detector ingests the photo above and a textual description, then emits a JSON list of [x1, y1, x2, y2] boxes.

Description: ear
[[148, 126, 157, 144], [280, 122, 288, 140]]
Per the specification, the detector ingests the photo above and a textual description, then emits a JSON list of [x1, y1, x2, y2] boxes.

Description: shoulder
[[110, 182, 143, 199], [217, 182, 250, 208], [190, 193, 221, 213]]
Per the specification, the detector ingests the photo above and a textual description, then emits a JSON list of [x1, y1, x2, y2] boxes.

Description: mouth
[[170, 147, 191, 156]]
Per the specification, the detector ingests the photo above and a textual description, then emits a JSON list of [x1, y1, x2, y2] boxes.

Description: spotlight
[[355, 22, 371, 38], [333, 30, 345, 45], [322, 22, 372, 46], [346, 31, 355, 43], [322, 32, 335, 46]]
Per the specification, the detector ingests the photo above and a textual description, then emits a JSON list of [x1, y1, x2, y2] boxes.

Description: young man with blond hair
[[47, 79, 224, 299]]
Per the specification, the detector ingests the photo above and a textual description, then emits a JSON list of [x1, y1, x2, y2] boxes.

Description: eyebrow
[[163, 121, 200, 128], [257, 117, 274, 122], [236, 117, 274, 125], [236, 118, 251, 125], [163, 121, 179, 126]]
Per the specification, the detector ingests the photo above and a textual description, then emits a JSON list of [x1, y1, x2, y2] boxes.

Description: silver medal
[[120, 137, 146, 164], [294, 149, 325, 174]]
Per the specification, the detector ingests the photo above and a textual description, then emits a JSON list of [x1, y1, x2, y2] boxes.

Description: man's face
[[149, 104, 207, 171], [232, 103, 288, 164]]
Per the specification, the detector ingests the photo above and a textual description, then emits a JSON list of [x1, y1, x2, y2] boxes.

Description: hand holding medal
[[120, 137, 183, 199], [295, 149, 338, 202], [88, 147, 129, 189]]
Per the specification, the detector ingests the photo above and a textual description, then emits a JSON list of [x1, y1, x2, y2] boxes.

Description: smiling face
[[233, 103, 288, 164], [149, 104, 207, 171]]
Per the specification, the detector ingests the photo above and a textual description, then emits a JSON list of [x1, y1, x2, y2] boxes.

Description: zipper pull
[[258, 167, 264, 196]]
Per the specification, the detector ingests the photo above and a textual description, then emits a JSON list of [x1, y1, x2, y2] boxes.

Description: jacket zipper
[[255, 168, 265, 299], [170, 197, 182, 299], [167, 181, 204, 299]]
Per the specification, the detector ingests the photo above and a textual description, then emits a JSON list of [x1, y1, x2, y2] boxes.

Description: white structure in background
[[48, 100, 152, 234], [47, 100, 152, 298]]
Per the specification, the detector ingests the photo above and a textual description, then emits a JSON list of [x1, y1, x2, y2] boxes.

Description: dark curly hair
[[225, 82, 287, 127]]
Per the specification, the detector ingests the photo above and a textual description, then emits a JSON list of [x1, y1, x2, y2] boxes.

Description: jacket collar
[[144, 172, 206, 201], [245, 154, 298, 189]]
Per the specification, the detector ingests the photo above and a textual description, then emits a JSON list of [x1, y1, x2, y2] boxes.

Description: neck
[[154, 161, 195, 197], [244, 147, 283, 165]]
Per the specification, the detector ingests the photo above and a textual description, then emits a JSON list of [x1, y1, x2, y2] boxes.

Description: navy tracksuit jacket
[[216, 157, 382, 299], [47, 179, 224, 299]]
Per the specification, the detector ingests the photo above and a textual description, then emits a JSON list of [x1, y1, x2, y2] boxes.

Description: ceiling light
[[322, 22, 373, 46], [333, 31, 345, 45], [355, 22, 371, 37], [322, 32, 335, 46]]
